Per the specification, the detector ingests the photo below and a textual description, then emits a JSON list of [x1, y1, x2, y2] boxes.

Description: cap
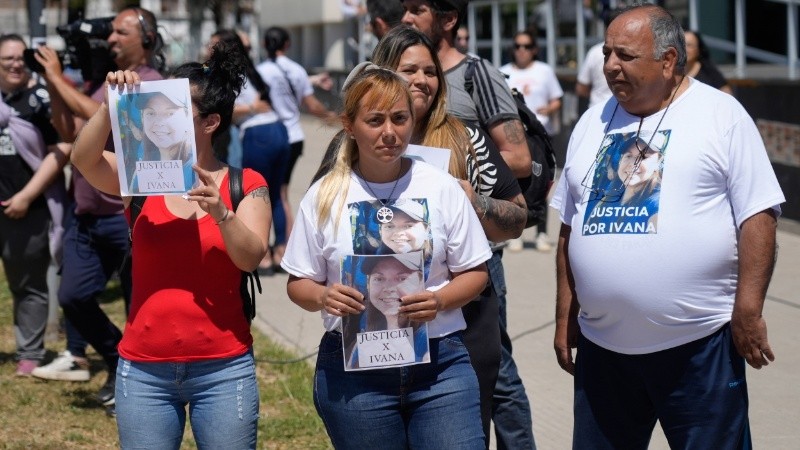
[[430, 0, 468, 18], [134, 90, 190, 111], [389, 199, 425, 222], [361, 252, 424, 275], [636, 130, 669, 153]]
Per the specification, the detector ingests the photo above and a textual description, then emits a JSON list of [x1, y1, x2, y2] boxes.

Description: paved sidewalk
[[253, 116, 800, 449]]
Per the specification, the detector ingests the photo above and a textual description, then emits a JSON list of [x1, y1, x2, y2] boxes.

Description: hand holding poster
[[340, 252, 430, 371], [107, 78, 198, 196]]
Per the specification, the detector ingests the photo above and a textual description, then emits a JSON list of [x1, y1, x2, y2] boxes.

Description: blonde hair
[[371, 26, 476, 180], [316, 69, 414, 229]]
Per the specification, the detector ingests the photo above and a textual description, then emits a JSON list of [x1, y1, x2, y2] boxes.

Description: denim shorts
[[116, 350, 259, 450], [314, 331, 485, 449]]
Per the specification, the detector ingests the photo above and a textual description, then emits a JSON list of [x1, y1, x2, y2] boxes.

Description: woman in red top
[[71, 42, 271, 449]]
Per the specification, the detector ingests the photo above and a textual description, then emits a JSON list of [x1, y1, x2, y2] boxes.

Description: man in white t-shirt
[[551, 5, 785, 449], [575, 42, 612, 109]]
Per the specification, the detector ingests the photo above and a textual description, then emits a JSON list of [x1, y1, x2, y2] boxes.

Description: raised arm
[[70, 71, 137, 197]]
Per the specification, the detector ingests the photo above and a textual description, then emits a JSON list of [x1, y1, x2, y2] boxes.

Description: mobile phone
[[23, 48, 45, 73]]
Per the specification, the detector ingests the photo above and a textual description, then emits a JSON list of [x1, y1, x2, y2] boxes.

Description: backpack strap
[[228, 166, 262, 324], [463, 56, 478, 96]]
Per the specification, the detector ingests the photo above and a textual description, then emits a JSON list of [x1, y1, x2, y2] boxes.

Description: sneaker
[[506, 237, 524, 252], [31, 351, 90, 381], [15, 359, 39, 376], [535, 233, 553, 253], [105, 404, 116, 418], [96, 373, 116, 406]]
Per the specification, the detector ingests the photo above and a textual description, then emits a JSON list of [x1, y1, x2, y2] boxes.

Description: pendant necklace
[[357, 160, 404, 224]]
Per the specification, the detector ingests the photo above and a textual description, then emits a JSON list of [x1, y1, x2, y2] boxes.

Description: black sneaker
[[96, 373, 116, 406], [105, 404, 116, 418]]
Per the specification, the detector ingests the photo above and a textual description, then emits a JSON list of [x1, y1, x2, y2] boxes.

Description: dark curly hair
[[169, 40, 246, 141]]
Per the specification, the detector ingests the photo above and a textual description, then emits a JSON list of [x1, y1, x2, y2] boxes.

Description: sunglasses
[[513, 43, 535, 50]]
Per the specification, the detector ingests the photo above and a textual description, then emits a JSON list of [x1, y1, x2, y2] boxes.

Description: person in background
[[400, 1, 533, 445], [70, 41, 270, 448], [367, 0, 406, 39], [282, 65, 490, 449], [500, 28, 563, 255], [0, 34, 68, 376], [684, 30, 732, 95], [576, 41, 613, 110], [456, 25, 470, 54], [553, 5, 784, 448], [256, 26, 338, 271], [31, 6, 164, 414], [211, 29, 290, 274]]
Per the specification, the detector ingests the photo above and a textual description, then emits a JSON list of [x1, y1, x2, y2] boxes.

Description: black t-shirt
[[464, 123, 521, 201], [0, 81, 56, 209], [695, 62, 729, 90]]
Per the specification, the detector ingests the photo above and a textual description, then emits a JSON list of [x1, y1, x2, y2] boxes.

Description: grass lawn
[[0, 268, 330, 449]]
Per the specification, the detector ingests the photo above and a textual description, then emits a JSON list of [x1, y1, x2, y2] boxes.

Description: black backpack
[[123, 166, 262, 323], [464, 57, 557, 228]]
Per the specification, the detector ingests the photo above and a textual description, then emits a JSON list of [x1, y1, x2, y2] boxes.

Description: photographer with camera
[[0, 33, 68, 377], [28, 7, 163, 416]]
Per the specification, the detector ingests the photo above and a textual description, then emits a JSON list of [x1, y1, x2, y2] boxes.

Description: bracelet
[[215, 208, 230, 225], [479, 195, 489, 221]]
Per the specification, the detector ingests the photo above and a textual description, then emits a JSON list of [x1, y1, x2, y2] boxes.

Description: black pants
[[461, 251, 502, 448]]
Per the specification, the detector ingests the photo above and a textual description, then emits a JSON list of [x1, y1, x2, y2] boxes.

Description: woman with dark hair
[[70, 41, 271, 448], [211, 29, 290, 273], [256, 26, 337, 270], [685, 30, 732, 94]]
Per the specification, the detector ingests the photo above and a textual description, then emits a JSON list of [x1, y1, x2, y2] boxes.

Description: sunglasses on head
[[514, 43, 535, 50]]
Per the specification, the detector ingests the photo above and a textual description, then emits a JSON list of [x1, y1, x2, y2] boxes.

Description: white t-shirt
[[577, 42, 612, 108], [281, 159, 493, 337], [256, 55, 315, 144], [234, 77, 281, 133], [499, 61, 564, 134], [550, 79, 785, 354]]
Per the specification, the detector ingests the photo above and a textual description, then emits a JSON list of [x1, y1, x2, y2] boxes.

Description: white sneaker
[[31, 351, 90, 382], [506, 237, 524, 252], [535, 233, 553, 253]]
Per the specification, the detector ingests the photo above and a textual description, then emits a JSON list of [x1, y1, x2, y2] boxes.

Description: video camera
[[24, 16, 117, 86]]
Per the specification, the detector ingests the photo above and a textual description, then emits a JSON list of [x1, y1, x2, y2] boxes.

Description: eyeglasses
[[513, 43, 535, 50], [0, 55, 25, 67]]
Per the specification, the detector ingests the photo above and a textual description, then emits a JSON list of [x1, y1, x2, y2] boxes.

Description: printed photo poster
[[108, 78, 198, 196], [348, 198, 433, 280], [404, 144, 452, 173], [582, 129, 670, 235], [340, 252, 430, 371]]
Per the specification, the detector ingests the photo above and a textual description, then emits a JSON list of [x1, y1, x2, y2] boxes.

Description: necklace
[[357, 160, 404, 224]]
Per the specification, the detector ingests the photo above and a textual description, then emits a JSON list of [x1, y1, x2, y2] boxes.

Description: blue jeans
[[491, 250, 536, 449], [314, 331, 485, 449], [58, 210, 130, 371], [573, 324, 750, 449], [241, 122, 290, 246], [116, 350, 259, 450]]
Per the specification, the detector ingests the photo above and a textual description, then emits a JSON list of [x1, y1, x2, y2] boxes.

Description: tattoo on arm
[[503, 119, 526, 145], [249, 186, 271, 206], [484, 196, 526, 232]]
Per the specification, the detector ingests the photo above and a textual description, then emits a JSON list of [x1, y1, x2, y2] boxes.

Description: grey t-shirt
[[445, 56, 519, 128]]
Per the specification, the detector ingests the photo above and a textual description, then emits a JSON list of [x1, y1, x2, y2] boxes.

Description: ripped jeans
[[115, 350, 259, 450]]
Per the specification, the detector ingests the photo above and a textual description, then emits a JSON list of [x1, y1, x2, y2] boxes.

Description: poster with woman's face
[[340, 252, 430, 371], [108, 78, 198, 196], [582, 130, 670, 236]]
